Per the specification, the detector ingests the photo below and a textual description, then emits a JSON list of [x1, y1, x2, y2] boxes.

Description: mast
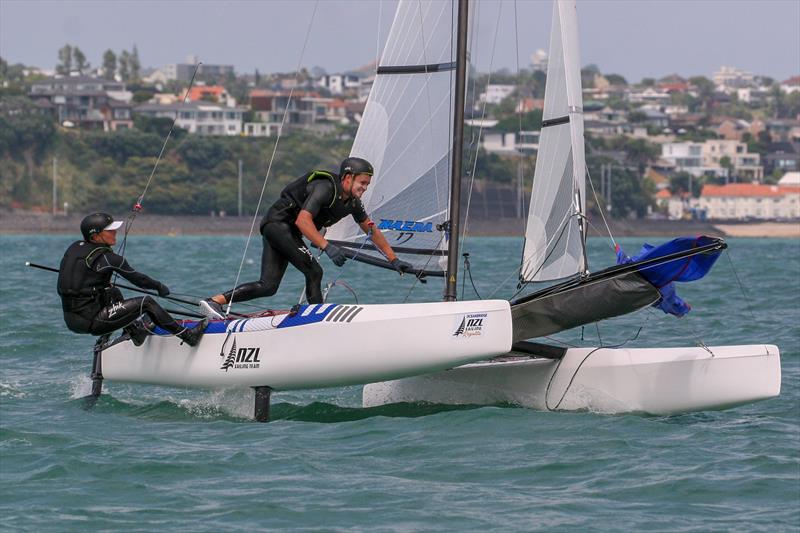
[[443, 0, 469, 302]]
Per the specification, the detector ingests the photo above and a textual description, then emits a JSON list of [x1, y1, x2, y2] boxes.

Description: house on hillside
[[184, 85, 235, 107], [698, 183, 800, 220], [29, 75, 133, 131], [134, 101, 245, 135], [479, 84, 515, 104], [661, 140, 763, 181], [780, 76, 800, 94], [764, 142, 800, 176]]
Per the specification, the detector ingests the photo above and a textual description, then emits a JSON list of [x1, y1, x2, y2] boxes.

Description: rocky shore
[[1, 212, 797, 238]]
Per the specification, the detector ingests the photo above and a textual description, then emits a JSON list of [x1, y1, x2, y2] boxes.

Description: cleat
[[200, 298, 226, 319]]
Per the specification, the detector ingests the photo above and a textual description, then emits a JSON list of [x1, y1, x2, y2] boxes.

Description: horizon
[[1, 0, 798, 83]]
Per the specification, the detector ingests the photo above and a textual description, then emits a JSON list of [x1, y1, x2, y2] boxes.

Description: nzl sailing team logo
[[452, 313, 487, 338], [220, 339, 261, 371]]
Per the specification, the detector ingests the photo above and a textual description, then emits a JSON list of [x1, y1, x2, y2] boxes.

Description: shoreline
[[1, 212, 798, 238]]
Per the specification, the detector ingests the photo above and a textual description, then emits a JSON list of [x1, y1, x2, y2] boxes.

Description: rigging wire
[[513, 0, 528, 229], [224, 0, 320, 316], [117, 63, 202, 259], [585, 166, 617, 250], [460, 1, 503, 249], [724, 249, 759, 325]]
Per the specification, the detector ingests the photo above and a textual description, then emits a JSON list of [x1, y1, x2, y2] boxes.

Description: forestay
[[326, 0, 459, 275], [521, 0, 587, 282]]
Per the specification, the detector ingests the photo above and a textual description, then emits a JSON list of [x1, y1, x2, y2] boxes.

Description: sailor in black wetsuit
[[57, 213, 206, 346], [201, 157, 411, 317]]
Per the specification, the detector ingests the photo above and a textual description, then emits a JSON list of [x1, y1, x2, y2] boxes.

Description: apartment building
[[29, 75, 133, 131], [699, 183, 800, 220], [134, 101, 245, 135], [661, 140, 763, 180]]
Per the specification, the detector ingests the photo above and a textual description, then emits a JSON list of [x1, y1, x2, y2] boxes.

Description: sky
[[1, 0, 798, 83]]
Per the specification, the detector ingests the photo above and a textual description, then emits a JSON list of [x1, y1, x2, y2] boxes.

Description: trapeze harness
[[57, 240, 184, 336], [222, 170, 368, 305]]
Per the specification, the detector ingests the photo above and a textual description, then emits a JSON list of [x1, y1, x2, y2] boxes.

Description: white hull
[[101, 300, 512, 391], [362, 344, 781, 415]]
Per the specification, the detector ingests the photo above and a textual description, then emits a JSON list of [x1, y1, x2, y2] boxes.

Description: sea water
[[1, 234, 798, 532]]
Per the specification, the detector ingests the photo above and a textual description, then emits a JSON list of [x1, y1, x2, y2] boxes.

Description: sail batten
[[521, 0, 586, 283]]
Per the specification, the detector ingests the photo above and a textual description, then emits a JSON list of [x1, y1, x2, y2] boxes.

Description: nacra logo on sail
[[378, 219, 433, 233]]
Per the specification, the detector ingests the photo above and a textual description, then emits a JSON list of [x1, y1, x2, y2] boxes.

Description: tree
[[56, 44, 72, 75], [719, 155, 734, 182], [494, 109, 543, 132], [130, 45, 141, 81], [669, 171, 703, 198], [605, 73, 627, 86], [640, 78, 655, 87], [581, 64, 600, 89], [72, 46, 89, 74], [118, 50, 131, 81], [102, 50, 117, 80]]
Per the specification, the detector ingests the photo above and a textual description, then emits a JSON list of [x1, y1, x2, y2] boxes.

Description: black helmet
[[340, 157, 374, 178], [80, 212, 123, 241]]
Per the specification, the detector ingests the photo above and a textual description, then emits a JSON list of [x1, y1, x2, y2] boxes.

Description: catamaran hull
[[100, 300, 512, 390], [362, 344, 781, 415]]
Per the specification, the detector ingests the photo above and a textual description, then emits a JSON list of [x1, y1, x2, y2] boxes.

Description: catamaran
[[92, 0, 779, 420]]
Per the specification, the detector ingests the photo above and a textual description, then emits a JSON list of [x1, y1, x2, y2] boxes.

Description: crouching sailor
[[57, 212, 206, 346]]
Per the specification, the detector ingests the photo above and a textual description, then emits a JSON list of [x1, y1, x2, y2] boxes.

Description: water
[[1, 235, 798, 531]]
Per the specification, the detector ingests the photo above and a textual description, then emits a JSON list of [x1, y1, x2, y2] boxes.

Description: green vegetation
[[0, 110, 353, 214]]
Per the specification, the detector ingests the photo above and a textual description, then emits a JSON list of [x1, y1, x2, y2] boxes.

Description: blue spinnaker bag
[[615, 235, 722, 317]]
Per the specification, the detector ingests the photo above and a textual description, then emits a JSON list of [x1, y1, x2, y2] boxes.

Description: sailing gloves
[[156, 283, 171, 297], [324, 243, 347, 267], [391, 258, 413, 275]]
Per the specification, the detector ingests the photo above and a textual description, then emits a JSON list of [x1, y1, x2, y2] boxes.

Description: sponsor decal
[[298, 245, 316, 262], [107, 301, 125, 318], [378, 219, 434, 233], [220, 339, 261, 371], [452, 313, 487, 338]]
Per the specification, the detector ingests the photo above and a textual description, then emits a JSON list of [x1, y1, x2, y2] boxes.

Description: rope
[[117, 63, 202, 258], [544, 317, 648, 411], [224, 1, 320, 316], [724, 249, 758, 324], [403, 232, 446, 303]]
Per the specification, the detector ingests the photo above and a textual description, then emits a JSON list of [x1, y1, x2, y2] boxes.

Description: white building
[[135, 101, 245, 136], [661, 140, 763, 180], [242, 122, 283, 137], [479, 84, 515, 104], [702, 139, 763, 181], [530, 49, 548, 72], [315, 72, 363, 95], [713, 66, 755, 91], [699, 183, 800, 220]]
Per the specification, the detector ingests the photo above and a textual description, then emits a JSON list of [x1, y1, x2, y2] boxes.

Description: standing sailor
[[57, 213, 206, 346], [201, 157, 412, 317]]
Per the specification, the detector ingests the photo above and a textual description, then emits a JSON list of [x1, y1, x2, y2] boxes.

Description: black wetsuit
[[222, 170, 368, 305], [57, 240, 185, 336]]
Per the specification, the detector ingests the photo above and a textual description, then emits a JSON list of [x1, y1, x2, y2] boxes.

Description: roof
[[778, 171, 800, 185], [655, 189, 672, 199], [187, 86, 227, 100], [701, 183, 800, 198], [781, 75, 800, 86]]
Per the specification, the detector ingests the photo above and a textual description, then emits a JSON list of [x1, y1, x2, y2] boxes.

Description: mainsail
[[521, 0, 587, 283], [326, 0, 460, 275]]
